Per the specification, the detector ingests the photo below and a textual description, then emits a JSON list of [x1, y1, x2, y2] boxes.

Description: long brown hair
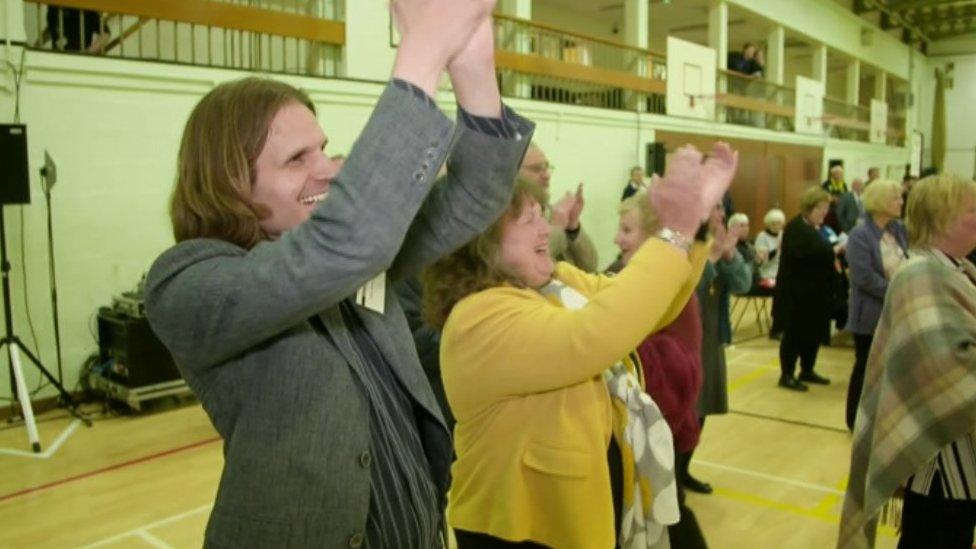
[[170, 77, 316, 249], [422, 179, 547, 329]]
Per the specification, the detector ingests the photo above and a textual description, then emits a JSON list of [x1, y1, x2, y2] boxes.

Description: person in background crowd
[[775, 187, 836, 391], [866, 166, 880, 185], [728, 42, 764, 77], [519, 143, 599, 271], [843, 179, 907, 432], [902, 173, 921, 218], [144, 3, 531, 545], [822, 165, 848, 234], [610, 189, 709, 549], [46, 5, 108, 52], [837, 177, 866, 234], [424, 144, 736, 548], [840, 174, 976, 549], [755, 208, 785, 285], [684, 202, 751, 495], [728, 212, 759, 290], [622, 165, 646, 201]]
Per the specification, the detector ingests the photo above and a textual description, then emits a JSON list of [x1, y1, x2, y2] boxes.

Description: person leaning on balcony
[[144, 1, 537, 546], [423, 144, 736, 549], [519, 143, 599, 271], [843, 179, 907, 433], [727, 42, 764, 78], [840, 174, 976, 549]]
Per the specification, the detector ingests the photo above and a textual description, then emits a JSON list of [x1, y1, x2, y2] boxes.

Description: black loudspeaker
[[646, 142, 666, 177], [0, 125, 30, 205]]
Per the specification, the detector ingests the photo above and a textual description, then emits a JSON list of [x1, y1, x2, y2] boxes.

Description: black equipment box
[[97, 307, 180, 387]]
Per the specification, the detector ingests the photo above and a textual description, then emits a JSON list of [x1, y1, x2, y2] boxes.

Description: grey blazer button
[[349, 533, 364, 548], [359, 451, 371, 468], [413, 170, 425, 182], [425, 148, 436, 159]]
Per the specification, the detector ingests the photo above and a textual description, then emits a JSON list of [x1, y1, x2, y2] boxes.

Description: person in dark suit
[[822, 164, 848, 234], [621, 165, 645, 201], [145, 2, 535, 546], [836, 177, 866, 234], [776, 187, 838, 391]]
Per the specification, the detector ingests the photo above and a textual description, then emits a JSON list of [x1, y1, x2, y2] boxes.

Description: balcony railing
[[717, 69, 796, 131], [22, 4, 898, 147], [887, 109, 907, 147], [492, 14, 666, 113], [822, 96, 871, 142], [25, 0, 344, 77]]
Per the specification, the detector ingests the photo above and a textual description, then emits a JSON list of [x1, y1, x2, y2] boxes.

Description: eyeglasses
[[523, 163, 554, 174]]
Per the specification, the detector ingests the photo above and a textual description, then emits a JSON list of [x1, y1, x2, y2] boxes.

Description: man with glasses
[[519, 143, 598, 272]]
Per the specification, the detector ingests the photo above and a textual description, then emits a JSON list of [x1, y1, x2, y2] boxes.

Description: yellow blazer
[[442, 238, 709, 549]]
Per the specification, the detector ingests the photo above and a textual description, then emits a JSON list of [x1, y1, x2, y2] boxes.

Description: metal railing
[[492, 14, 666, 113], [887, 109, 907, 147], [822, 95, 871, 142], [717, 69, 796, 131], [25, 0, 344, 77]]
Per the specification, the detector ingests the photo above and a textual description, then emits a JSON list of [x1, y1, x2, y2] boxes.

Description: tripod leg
[[14, 338, 90, 426], [15, 338, 76, 406], [9, 342, 42, 452]]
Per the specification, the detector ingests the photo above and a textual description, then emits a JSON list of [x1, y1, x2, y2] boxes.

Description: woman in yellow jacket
[[423, 144, 737, 548]]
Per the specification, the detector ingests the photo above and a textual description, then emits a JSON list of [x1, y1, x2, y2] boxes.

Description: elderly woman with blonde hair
[[840, 174, 976, 549], [424, 144, 737, 548], [610, 190, 708, 548], [842, 179, 908, 431]]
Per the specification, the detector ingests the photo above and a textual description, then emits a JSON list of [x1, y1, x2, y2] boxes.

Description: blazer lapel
[[348, 300, 447, 426], [316, 308, 368, 379]]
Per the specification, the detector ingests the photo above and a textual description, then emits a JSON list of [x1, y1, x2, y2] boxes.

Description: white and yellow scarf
[[540, 280, 679, 549]]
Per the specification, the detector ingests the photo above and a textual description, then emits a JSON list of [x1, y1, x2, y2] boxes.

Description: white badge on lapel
[[355, 272, 386, 314]]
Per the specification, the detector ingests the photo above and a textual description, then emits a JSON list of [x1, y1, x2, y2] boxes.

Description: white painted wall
[[532, 0, 620, 42], [930, 54, 976, 179]]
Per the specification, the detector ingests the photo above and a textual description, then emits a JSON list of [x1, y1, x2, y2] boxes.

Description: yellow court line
[[713, 487, 896, 539], [727, 358, 780, 393]]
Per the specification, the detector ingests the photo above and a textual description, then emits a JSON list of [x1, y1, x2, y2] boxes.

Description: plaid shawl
[[838, 249, 976, 548]]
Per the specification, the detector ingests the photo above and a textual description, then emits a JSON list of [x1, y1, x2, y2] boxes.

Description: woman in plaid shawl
[[839, 173, 976, 548]]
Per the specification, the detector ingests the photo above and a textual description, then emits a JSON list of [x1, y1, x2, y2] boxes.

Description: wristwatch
[[655, 227, 692, 252]]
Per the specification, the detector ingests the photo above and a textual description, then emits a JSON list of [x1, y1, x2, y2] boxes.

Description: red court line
[[0, 436, 221, 503]]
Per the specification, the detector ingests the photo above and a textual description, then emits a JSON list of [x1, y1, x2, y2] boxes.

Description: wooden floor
[[0, 304, 899, 548]]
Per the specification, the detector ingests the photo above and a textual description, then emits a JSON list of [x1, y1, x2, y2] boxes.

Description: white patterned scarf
[[539, 280, 679, 549]]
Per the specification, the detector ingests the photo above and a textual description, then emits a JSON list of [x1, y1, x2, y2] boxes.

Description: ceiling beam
[[881, 11, 902, 28], [924, 24, 976, 39], [854, 0, 878, 14], [887, 0, 975, 12], [905, 5, 976, 25]]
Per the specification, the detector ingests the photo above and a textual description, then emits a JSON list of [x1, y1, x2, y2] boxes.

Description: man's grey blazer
[[146, 83, 533, 548]]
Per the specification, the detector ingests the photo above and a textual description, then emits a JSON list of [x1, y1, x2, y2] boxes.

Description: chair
[[731, 286, 773, 342]]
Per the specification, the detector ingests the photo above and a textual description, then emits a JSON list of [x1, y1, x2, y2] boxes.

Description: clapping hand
[[709, 222, 739, 263], [551, 185, 584, 231], [391, 0, 497, 98], [650, 142, 738, 241]]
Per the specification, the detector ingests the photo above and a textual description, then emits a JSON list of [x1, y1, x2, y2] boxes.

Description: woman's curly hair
[[422, 179, 546, 329]]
